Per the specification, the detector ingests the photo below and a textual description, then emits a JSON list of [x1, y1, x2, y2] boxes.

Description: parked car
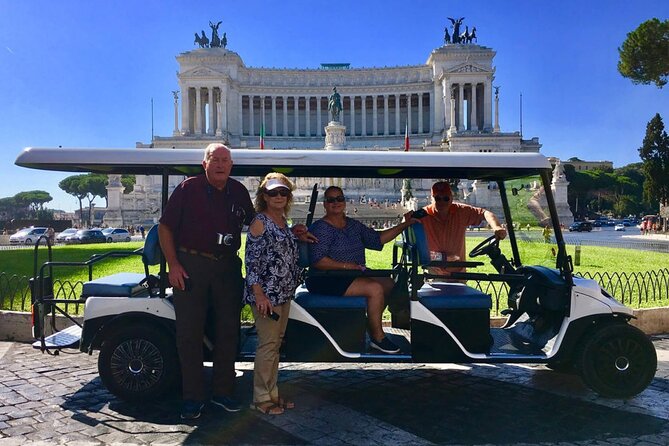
[[101, 228, 132, 243], [614, 224, 626, 232], [64, 229, 106, 244], [9, 227, 47, 245], [568, 221, 592, 232], [55, 228, 78, 243]]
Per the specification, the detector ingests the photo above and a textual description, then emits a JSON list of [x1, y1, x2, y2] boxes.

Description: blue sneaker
[[180, 400, 205, 420], [370, 336, 400, 354], [211, 395, 242, 412]]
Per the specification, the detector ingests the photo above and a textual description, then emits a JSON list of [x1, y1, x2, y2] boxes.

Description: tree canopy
[[639, 113, 669, 207], [564, 163, 652, 218], [618, 18, 669, 88], [59, 174, 109, 226]]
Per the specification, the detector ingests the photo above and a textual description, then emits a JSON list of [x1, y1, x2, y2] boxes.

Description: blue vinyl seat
[[81, 225, 162, 298]]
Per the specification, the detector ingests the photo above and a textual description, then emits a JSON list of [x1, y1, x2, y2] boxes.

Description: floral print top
[[243, 213, 301, 306]]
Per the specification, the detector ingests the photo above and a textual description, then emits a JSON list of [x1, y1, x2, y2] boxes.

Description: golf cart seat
[[402, 224, 493, 355], [81, 224, 162, 298]]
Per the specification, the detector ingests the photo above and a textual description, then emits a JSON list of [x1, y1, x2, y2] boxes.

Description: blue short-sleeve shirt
[[308, 217, 382, 267]]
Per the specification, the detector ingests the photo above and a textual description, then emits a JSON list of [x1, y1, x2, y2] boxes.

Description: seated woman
[[306, 186, 417, 354]]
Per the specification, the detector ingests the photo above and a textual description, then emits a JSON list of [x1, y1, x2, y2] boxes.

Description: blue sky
[[1, 0, 667, 211]]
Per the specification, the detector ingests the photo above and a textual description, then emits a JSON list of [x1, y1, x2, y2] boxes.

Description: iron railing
[[3, 269, 669, 316]]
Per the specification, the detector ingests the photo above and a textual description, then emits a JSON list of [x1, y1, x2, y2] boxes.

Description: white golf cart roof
[[15, 147, 551, 180]]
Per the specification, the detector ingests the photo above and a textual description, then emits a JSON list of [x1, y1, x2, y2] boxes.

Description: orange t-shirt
[[421, 202, 486, 274]]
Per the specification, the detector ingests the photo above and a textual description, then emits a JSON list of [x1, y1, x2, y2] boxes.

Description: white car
[[101, 228, 132, 243], [614, 224, 626, 231], [55, 228, 78, 243], [9, 227, 48, 245]]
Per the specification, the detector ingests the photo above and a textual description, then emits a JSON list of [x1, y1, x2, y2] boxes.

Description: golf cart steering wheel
[[469, 235, 499, 258]]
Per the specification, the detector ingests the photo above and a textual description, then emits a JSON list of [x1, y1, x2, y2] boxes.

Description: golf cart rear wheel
[[98, 324, 179, 401], [579, 324, 656, 398]]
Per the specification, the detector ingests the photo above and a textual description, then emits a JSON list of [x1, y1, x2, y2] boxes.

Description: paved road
[[1, 337, 669, 445]]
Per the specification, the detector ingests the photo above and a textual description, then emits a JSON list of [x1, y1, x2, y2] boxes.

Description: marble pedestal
[[324, 122, 347, 150]]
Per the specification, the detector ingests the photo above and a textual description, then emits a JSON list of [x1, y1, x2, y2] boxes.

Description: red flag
[[404, 122, 409, 152]]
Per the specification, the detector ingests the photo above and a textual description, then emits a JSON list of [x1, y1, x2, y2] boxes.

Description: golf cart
[[16, 147, 657, 401]]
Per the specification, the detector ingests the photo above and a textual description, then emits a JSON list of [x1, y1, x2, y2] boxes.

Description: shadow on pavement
[[57, 362, 669, 445]]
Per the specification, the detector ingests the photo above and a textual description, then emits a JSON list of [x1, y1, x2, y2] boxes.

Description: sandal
[[250, 401, 284, 415], [272, 397, 295, 409]]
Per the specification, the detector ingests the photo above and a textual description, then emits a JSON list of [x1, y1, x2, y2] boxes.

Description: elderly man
[[159, 143, 254, 420], [414, 181, 507, 276]]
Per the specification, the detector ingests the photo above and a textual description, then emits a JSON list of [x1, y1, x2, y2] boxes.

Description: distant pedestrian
[[140, 225, 145, 239], [542, 226, 551, 243], [526, 223, 531, 231], [46, 227, 55, 245]]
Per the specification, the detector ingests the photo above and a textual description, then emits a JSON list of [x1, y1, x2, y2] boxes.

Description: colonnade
[[180, 86, 227, 136], [444, 81, 492, 132], [239, 92, 431, 138], [177, 82, 494, 137]]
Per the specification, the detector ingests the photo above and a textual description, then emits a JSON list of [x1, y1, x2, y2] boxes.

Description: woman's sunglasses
[[432, 195, 450, 202], [324, 195, 346, 203], [264, 188, 290, 197]]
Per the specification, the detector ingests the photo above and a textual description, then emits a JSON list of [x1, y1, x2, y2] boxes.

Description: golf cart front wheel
[[579, 323, 656, 398]]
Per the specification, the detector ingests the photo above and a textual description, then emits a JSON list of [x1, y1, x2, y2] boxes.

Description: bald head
[[202, 143, 233, 189]]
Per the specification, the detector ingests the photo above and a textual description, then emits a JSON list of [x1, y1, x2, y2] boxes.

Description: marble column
[[180, 85, 190, 135], [494, 87, 500, 133], [395, 94, 401, 136], [216, 87, 225, 136], [271, 96, 277, 136], [406, 93, 413, 135], [429, 90, 434, 133], [350, 96, 355, 136], [471, 83, 478, 131], [418, 93, 423, 134], [208, 87, 215, 135], [305, 96, 311, 137], [361, 95, 367, 136], [283, 96, 288, 136], [372, 95, 378, 136], [383, 95, 389, 136], [258, 95, 267, 136], [316, 96, 322, 136], [449, 86, 457, 133], [249, 95, 255, 137], [238, 94, 243, 137], [484, 79, 493, 130], [435, 80, 445, 134], [458, 84, 465, 131], [195, 88, 202, 135], [294, 96, 299, 136]]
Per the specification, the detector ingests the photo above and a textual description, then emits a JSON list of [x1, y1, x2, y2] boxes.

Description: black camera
[[412, 208, 428, 219]]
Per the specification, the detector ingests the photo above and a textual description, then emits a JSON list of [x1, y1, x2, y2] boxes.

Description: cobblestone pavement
[[1, 337, 669, 445]]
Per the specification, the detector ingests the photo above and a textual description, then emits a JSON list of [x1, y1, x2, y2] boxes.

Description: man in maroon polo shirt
[[159, 143, 254, 420]]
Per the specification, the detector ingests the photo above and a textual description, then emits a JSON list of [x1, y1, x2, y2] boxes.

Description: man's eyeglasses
[[264, 188, 291, 197], [324, 195, 346, 203], [432, 195, 450, 202]]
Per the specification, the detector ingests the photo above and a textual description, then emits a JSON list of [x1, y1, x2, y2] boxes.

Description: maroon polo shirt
[[159, 174, 254, 255]]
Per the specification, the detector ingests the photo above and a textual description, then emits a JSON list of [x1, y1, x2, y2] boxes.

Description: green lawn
[[2, 235, 668, 313]]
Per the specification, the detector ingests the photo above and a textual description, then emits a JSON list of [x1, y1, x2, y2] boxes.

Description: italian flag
[[404, 122, 409, 152], [259, 122, 265, 150]]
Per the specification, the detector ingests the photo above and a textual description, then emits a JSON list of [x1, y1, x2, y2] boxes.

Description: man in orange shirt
[[414, 181, 507, 276]]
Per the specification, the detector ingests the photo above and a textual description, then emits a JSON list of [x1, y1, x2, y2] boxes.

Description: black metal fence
[[0, 272, 83, 313], [2, 269, 669, 316]]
